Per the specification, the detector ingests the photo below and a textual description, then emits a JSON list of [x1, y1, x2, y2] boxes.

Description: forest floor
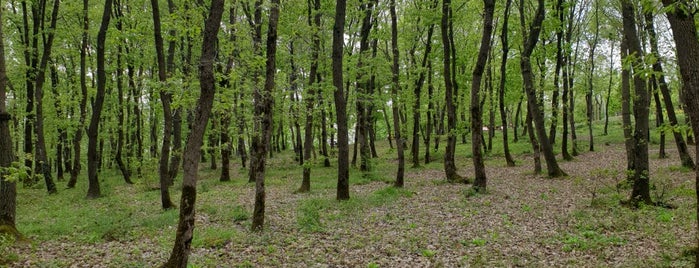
[[2, 132, 697, 267]]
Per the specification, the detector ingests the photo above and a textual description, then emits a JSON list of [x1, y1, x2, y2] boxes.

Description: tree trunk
[[441, 0, 463, 183], [585, 0, 599, 152], [470, 0, 495, 192], [621, 0, 651, 206], [604, 41, 614, 136], [162, 1, 223, 266], [424, 59, 434, 164], [332, 0, 350, 200], [32, 0, 60, 194], [86, 0, 113, 199], [519, 0, 566, 178], [549, 0, 564, 144], [114, 4, 133, 184], [526, 109, 542, 174], [410, 3, 437, 168], [644, 10, 694, 168], [659, 4, 699, 262], [0, 6, 21, 238], [355, 0, 375, 173], [68, 0, 90, 188], [390, 0, 405, 188], [151, 0, 175, 209], [250, 0, 279, 231], [299, 0, 322, 193], [499, 0, 515, 167]]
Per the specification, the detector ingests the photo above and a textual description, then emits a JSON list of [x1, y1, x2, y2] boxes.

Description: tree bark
[[390, 0, 405, 188], [114, 1, 133, 184], [471, 0, 495, 192], [32, 0, 60, 195], [644, 10, 694, 168], [585, 0, 599, 152], [68, 0, 90, 188], [519, 0, 566, 178], [658, 2, 699, 263], [251, 0, 279, 231], [299, 0, 322, 193], [499, 0, 515, 167], [332, 0, 350, 200], [441, 0, 463, 183], [0, 5, 21, 238], [621, 0, 651, 206], [162, 0, 223, 266], [151, 0, 175, 209], [87, 0, 114, 199]]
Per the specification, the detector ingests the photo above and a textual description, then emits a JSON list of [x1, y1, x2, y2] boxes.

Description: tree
[[299, 0, 322, 193], [519, 0, 566, 178], [251, 0, 280, 231], [585, 0, 600, 152], [620, 0, 651, 206], [31, 0, 60, 194], [0, 5, 21, 238], [471, 0, 495, 193], [644, 8, 694, 169], [441, 0, 465, 183], [659, 1, 699, 263], [333, 0, 350, 200], [162, 0, 224, 266], [67, 0, 90, 189], [86, 0, 115, 199], [499, 0, 515, 167], [151, 0, 176, 209], [390, 0, 405, 188]]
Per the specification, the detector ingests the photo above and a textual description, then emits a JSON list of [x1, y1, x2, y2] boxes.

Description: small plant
[[420, 249, 436, 258], [232, 205, 250, 222], [470, 238, 487, 247], [0, 234, 18, 265], [297, 199, 325, 232], [367, 262, 380, 268]]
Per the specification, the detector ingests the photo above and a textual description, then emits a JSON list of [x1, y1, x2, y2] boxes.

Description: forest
[[1, 0, 699, 266]]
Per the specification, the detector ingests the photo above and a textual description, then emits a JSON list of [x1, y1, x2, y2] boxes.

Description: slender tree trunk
[[32, 0, 60, 194], [410, 5, 437, 167], [114, 3, 133, 184], [424, 59, 434, 164], [441, 0, 463, 183], [49, 64, 65, 181], [499, 0, 515, 167], [389, 0, 405, 188], [68, 0, 90, 188], [651, 81, 666, 158], [251, 0, 279, 231], [519, 0, 566, 177], [21, 0, 37, 179], [333, 0, 350, 200], [621, 0, 651, 206], [151, 0, 175, 208], [162, 1, 223, 266], [645, 11, 694, 168], [299, 0, 322, 193], [586, 0, 599, 152], [355, 0, 375, 172], [604, 41, 614, 136], [526, 109, 542, 174], [549, 0, 564, 144], [86, 0, 113, 199], [471, 0, 495, 192]]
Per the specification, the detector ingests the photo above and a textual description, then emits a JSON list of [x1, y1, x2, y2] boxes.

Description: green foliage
[[232, 205, 250, 222], [0, 234, 18, 265], [420, 249, 436, 258], [0, 160, 32, 183], [296, 198, 326, 232], [192, 226, 238, 249], [560, 229, 625, 252]]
